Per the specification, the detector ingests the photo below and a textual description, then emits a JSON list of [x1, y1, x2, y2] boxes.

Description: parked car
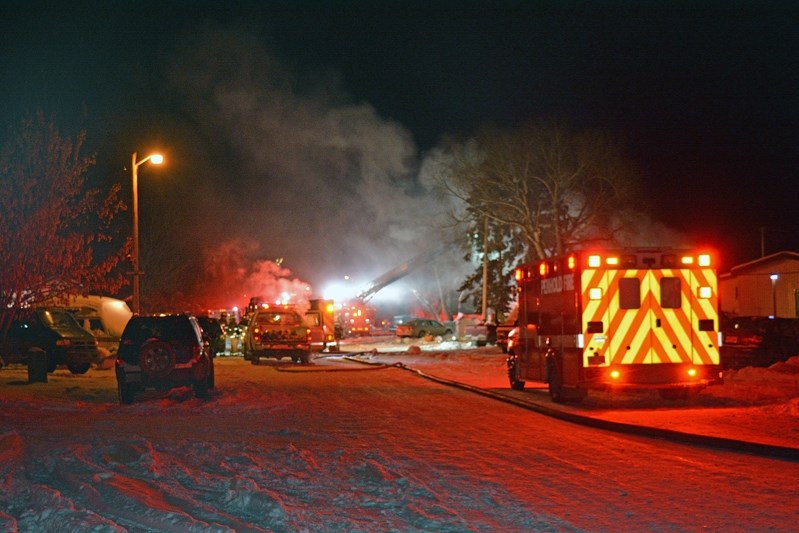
[[0, 308, 99, 374], [115, 314, 215, 404], [196, 316, 226, 355], [721, 315, 799, 369], [395, 318, 453, 339], [390, 315, 414, 334]]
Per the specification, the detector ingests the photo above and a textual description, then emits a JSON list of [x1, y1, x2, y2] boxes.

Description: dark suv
[[115, 314, 215, 404]]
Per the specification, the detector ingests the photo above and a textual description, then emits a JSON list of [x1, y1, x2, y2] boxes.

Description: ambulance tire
[[547, 358, 586, 403]]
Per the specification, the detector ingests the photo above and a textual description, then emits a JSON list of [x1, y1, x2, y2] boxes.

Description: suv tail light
[[191, 344, 202, 361]]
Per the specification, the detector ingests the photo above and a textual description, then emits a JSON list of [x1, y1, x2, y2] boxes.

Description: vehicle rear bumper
[[251, 345, 310, 358], [582, 363, 723, 390], [116, 358, 208, 386], [65, 349, 99, 364]]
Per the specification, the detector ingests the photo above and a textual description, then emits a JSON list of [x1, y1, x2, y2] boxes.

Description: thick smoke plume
[[163, 25, 466, 311], [198, 238, 311, 312]]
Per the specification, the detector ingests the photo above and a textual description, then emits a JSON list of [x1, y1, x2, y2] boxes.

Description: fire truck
[[338, 301, 373, 337], [506, 248, 723, 402]]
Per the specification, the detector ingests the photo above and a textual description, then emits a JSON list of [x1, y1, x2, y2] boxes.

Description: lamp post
[[131, 152, 164, 315], [770, 273, 779, 318]]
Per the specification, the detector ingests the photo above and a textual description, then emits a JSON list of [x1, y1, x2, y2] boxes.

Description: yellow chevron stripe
[[581, 266, 719, 367]]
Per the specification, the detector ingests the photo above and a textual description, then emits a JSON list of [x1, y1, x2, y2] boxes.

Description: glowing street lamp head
[[133, 152, 165, 169]]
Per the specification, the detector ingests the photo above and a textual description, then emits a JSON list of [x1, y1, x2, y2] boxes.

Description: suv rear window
[[123, 316, 199, 344]]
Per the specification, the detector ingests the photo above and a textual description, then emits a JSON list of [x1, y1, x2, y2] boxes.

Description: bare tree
[[436, 122, 638, 317], [441, 122, 638, 262], [0, 112, 129, 336]]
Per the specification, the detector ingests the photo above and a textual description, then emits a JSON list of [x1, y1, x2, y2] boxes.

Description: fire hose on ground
[[332, 353, 799, 462]]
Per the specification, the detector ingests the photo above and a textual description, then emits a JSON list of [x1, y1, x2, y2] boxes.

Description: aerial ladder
[[356, 247, 449, 302]]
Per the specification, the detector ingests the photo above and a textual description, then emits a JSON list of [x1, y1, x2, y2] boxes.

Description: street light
[[131, 151, 164, 315], [770, 273, 779, 318]]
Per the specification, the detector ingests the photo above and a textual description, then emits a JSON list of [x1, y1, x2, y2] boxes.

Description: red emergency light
[[539, 261, 549, 277]]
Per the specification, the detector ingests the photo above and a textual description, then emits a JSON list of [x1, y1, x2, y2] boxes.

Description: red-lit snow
[[1, 337, 798, 531]]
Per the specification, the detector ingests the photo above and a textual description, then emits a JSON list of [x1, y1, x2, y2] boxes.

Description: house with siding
[[719, 251, 799, 318]]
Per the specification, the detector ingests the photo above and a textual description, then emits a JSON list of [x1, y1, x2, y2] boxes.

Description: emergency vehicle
[[338, 301, 373, 337], [243, 297, 338, 355], [306, 298, 338, 352], [507, 248, 722, 402]]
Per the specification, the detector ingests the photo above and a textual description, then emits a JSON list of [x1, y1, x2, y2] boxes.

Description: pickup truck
[[0, 308, 99, 374], [243, 306, 312, 364]]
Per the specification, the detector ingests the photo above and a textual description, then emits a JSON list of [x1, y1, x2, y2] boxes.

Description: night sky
[[2, 1, 798, 306]]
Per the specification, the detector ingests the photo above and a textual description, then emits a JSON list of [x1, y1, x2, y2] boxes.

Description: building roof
[[722, 251, 799, 278]]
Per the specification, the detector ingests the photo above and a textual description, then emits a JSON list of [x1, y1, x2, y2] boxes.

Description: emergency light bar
[[585, 251, 713, 269], [514, 250, 715, 284]]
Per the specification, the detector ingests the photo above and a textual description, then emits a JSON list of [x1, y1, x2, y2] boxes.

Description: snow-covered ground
[[342, 336, 799, 449], [1, 337, 798, 531]]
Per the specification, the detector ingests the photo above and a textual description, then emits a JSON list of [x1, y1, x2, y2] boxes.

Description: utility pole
[[481, 216, 488, 321]]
